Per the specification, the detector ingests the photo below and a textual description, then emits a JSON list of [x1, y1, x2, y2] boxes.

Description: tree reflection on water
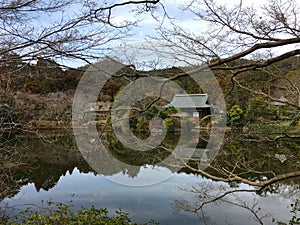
[[0, 131, 299, 224]]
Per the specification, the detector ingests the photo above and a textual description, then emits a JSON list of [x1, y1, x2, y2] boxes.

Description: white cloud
[[109, 40, 202, 69], [110, 15, 133, 26]]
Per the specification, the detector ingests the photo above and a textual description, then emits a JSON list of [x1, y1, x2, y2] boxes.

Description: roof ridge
[[175, 94, 207, 96]]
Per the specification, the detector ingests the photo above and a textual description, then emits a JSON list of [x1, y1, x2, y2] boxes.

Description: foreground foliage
[[0, 200, 158, 225]]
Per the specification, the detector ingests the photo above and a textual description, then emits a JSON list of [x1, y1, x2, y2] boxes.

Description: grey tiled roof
[[165, 94, 210, 109]]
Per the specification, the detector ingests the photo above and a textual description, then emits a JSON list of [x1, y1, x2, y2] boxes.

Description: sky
[[35, 0, 297, 69], [103, 0, 298, 69], [108, 0, 270, 39]]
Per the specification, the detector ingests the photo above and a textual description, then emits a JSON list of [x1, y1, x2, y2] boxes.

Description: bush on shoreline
[[0, 200, 158, 225]]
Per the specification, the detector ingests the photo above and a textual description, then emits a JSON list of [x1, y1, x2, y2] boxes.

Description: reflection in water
[[0, 132, 299, 224]]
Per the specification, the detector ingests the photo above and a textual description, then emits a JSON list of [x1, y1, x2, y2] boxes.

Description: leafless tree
[[148, 0, 299, 105], [137, 0, 300, 222], [0, 0, 160, 66], [0, 0, 161, 204]]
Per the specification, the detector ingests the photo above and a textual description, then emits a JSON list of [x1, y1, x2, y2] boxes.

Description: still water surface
[[1, 132, 299, 225]]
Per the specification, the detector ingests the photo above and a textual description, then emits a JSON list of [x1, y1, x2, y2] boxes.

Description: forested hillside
[[0, 54, 299, 131]]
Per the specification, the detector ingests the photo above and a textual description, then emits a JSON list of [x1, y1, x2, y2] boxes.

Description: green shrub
[[227, 105, 245, 126], [164, 118, 174, 132], [245, 97, 276, 122], [136, 117, 149, 130], [166, 106, 178, 115], [0, 200, 158, 225]]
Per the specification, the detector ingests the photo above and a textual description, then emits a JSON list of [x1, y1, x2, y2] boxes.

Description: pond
[[0, 131, 299, 225]]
